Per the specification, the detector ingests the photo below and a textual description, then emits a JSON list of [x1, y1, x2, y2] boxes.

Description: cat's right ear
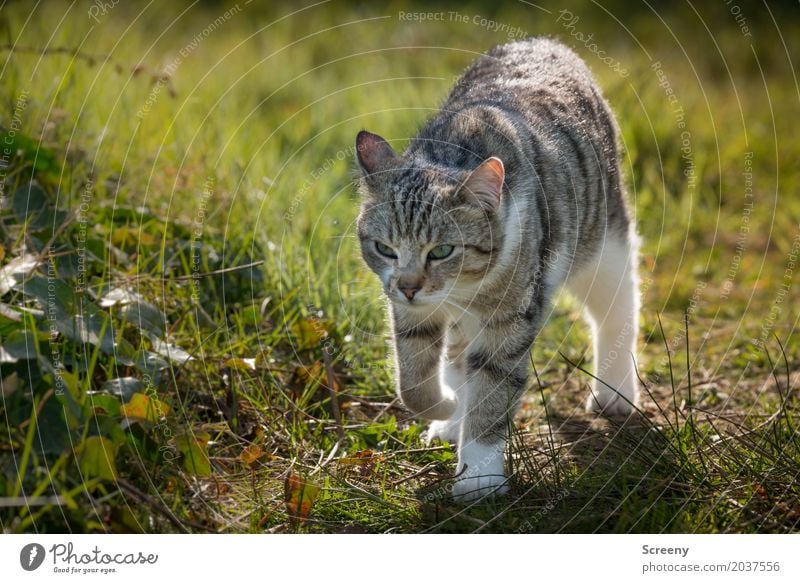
[[355, 130, 399, 179], [458, 157, 505, 212]]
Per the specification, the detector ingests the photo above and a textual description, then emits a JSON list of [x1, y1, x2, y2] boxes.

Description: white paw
[[585, 387, 637, 417], [425, 419, 460, 445], [452, 473, 509, 502], [451, 440, 508, 502]]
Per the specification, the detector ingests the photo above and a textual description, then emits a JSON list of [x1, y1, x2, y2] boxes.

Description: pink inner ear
[[356, 130, 397, 175], [462, 157, 505, 211]]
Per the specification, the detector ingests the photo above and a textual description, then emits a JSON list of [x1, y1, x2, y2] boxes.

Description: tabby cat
[[354, 38, 640, 502]]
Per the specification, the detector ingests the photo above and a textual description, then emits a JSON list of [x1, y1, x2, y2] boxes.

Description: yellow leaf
[[119, 392, 171, 422], [78, 436, 117, 481], [291, 317, 331, 350], [240, 444, 263, 465], [284, 473, 320, 525]]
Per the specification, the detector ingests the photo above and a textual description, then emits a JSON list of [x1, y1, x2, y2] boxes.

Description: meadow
[[1, 0, 798, 533]]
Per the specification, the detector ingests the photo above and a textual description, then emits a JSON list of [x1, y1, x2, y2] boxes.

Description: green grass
[[1, 0, 799, 533]]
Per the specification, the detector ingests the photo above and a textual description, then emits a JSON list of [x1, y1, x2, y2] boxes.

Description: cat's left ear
[[458, 157, 505, 212], [355, 130, 399, 179]]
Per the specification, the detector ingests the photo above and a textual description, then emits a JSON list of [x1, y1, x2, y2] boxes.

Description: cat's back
[[446, 37, 596, 107]]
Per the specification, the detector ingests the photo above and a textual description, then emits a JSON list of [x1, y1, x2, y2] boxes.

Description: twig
[[0, 495, 65, 507], [389, 462, 438, 487], [166, 260, 265, 281], [95, 261, 265, 285], [116, 478, 214, 532], [322, 349, 346, 444]]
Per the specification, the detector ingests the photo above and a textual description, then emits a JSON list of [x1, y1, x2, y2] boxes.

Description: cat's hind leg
[[566, 232, 641, 416]]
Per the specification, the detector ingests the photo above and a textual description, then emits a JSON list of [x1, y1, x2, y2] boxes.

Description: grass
[[0, 0, 799, 533]]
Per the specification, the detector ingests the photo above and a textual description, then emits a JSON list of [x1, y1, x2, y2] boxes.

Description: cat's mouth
[[388, 290, 433, 307]]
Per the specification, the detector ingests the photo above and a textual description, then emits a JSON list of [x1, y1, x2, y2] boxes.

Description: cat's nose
[[397, 276, 422, 300]]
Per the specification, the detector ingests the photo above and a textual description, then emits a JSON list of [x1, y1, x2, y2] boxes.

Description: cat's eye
[[427, 244, 454, 261], [375, 241, 397, 258]]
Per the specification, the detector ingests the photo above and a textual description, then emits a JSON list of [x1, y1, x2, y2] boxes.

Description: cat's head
[[354, 130, 505, 310]]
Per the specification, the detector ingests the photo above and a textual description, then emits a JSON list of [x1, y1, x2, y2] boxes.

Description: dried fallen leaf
[[284, 472, 320, 525], [240, 444, 263, 465], [338, 449, 385, 477]]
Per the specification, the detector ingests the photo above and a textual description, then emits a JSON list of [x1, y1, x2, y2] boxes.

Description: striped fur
[[355, 38, 640, 501]]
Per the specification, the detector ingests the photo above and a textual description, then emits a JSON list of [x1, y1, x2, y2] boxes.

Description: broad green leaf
[[40, 357, 82, 426], [100, 377, 142, 402], [132, 350, 168, 379], [12, 182, 47, 223], [175, 432, 211, 476], [78, 436, 117, 481], [0, 329, 38, 363], [16, 277, 139, 364], [85, 393, 122, 417], [35, 397, 75, 455], [1, 132, 59, 174], [11, 183, 67, 232], [52, 370, 81, 404], [150, 338, 193, 365], [98, 286, 139, 308], [120, 300, 166, 335]]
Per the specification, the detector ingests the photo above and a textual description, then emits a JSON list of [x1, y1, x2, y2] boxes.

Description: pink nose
[[397, 276, 422, 300]]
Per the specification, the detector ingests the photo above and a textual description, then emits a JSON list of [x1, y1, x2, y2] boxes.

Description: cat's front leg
[[452, 324, 534, 502], [426, 322, 469, 444], [425, 360, 466, 444], [391, 307, 456, 420]]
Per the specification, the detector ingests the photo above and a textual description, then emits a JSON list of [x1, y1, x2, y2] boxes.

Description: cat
[[354, 37, 640, 502]]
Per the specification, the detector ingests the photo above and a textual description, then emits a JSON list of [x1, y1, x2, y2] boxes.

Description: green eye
[[375, 241, 397, 258], [427, 244, 454, 260]]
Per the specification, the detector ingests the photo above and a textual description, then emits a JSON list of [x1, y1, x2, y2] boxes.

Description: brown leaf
[[338, 449, 384, 477], [284, 473, 320, 525], [240, 444, 263, 465]]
